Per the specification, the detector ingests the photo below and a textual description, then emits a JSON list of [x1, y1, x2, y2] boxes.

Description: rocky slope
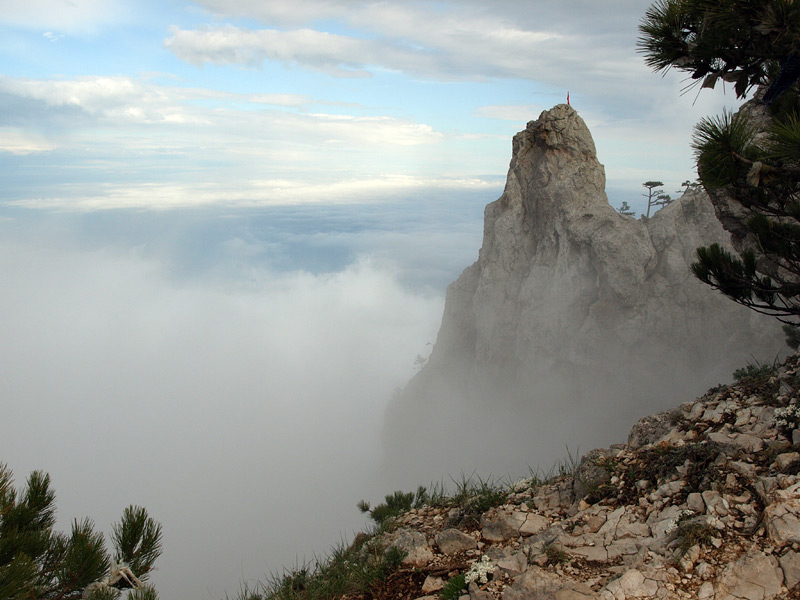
[[384, 104, 783, 481], [378, 353, 800, 600]]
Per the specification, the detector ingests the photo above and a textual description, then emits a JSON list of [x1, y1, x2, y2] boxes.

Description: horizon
[[0, 2, 754, 599], [1, 0, 746, 215]]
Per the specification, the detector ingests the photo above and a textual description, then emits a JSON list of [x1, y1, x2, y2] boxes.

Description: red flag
[[567, 92, 570, 106]]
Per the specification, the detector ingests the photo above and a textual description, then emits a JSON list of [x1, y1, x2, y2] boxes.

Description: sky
[[0, 1, 750, 599], [0, 0, 747, 212]]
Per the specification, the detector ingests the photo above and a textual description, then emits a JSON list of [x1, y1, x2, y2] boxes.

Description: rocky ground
[[367, 354, 800, 600]]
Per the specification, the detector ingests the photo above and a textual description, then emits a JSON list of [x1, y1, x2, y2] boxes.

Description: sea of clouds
[[0, 194, 490, 599]]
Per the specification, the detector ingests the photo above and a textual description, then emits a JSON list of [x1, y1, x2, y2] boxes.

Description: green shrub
[[238, 538, 406, 600], [358, 487, 431, 527], [439, 573, 466, 600], [444, 474, 508, 527], [733, 361, 777, 383]]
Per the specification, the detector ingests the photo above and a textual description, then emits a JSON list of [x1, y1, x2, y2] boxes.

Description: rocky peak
[[505, 104, 602, 217], [384, 105, 783, 482]]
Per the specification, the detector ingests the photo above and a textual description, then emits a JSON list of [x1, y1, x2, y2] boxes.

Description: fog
[[2, 189, 776, 599], [0, 196, 493, 599]]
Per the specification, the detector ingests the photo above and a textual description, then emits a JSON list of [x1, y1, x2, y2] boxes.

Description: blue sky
[[0, 0, 746, 214], [0, 2, 752, 599]]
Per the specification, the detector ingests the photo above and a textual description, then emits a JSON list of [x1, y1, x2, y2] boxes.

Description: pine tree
[[617, 201, 636, 216], [677, 180, 700, 195], [638, 0, 800, 325], [638, 0, 800, 100], [642, 181, 672, 218], [0, 463, 162, 600]]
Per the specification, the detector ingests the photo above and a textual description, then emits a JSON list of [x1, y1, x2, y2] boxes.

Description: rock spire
[[383, 105, 783, 482]]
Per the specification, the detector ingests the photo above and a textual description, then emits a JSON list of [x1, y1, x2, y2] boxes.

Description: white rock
[[603, 569, 659, 598], [383, 104, 781, 475], [421, 576, 445, 594], [701, 491, 730, 517], [716, 544, 784, 599], [697, 581, 715, 599], [437, 528, 478, 554], [765, 500, 800, 546], [388, 529, 434, 567], [687, 492, 705, 514], [773, 452, 800, 472], [519, 514, 549, 536], [481, 509, 527, 543]]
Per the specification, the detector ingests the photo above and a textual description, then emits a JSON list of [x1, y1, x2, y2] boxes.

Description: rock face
[[377, 354, 800, 600], [384, 105, 782, 482]]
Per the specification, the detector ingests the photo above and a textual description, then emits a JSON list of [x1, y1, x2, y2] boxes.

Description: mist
[[0, 197, 490, 599], [2, 188, 777, 600]]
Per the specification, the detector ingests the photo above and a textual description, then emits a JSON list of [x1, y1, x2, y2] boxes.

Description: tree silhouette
[[642, 181, 672, 218]]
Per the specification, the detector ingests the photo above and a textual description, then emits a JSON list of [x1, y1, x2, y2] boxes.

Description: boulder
[[437, 528, 478, 554], [716, 545, 784, 600], [387, 529, 434, 567]]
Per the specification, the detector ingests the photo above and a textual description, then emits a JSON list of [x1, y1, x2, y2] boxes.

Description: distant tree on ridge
[[642, 181, 673, 218], [617, 201, 636, 216]]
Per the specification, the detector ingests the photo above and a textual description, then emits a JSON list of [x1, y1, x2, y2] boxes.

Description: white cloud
[[11, 175, 495, 210], [0, 74, 442, 141], [0, 127, 55, 154], [0, 75, 211, 124], [164, 19, 573, 82], [191, 0, 651, 34], [162, 0, 677, 127], [474, 104, 545, 122], [158, 0, 733, 132], [165, 25, 378, 77], [248, 93, 310, 107], [0, 0, 131, 33], [194, 0, 367, 25]]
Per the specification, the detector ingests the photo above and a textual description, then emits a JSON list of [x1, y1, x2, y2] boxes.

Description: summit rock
[[384, 105, 783, 481]]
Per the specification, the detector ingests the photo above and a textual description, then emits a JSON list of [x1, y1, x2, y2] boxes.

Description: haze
[[0, 1, 751, 598]]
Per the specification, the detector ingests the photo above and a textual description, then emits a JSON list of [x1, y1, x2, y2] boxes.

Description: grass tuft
[[228, 537, 406, 600], [732, 360, 778, 384]]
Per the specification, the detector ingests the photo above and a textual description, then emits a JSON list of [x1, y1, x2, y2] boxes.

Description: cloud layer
[[0, 216, 449, 599], [1, 0, 747, 214]]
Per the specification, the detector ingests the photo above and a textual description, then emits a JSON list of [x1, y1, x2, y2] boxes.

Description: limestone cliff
[[384, 105, 783, 482]]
